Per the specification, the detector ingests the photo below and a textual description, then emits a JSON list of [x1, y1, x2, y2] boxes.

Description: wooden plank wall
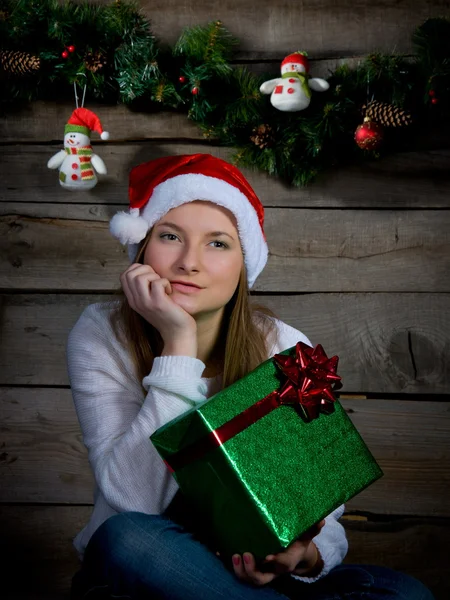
[[1, 1, 450, 598]]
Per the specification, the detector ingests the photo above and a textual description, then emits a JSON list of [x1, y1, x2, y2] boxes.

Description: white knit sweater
[[66, 300, 348, 583]]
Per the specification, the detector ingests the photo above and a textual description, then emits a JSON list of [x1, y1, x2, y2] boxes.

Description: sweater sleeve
[[66, 304, 208, 515], [291, 505, 348, 582], [271, 318, 349, 581]]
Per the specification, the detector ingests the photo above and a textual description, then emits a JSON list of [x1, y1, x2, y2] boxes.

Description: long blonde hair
[[109, 231, 278, 393]]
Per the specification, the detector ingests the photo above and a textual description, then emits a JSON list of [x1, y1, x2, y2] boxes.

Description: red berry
[[61, 50, 69, 59], [179, 76, 186, 83], [428, 89, 436, 97], [191, 87, 199, 95], [68, 45, 76, 53], [431, 97, 439, 104]]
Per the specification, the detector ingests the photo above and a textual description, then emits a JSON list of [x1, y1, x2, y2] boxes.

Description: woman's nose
[[176, 246, 200, 273]]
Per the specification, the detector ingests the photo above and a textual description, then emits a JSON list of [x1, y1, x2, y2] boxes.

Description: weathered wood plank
[[3, 90, 450, 147], [262, 293, 450, 394], [137, 0, 450, 59], [0, 388, 94, 505], [343, 517, 450, 600], [1, 207, 449, 292], [0, 102, 201, 143], [1, 293, 449, 393], [2, 144, 450, 209], [1, 389, 449, 514], [343, 398, 450, 516], [0, 505, 87, 597], [0, 504, 448, 598]]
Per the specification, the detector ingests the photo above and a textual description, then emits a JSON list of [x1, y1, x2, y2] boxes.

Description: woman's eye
[[160, 234, 227, 248]]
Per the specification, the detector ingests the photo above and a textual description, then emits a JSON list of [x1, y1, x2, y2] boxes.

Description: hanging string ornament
[[47, 76, 109, 190], [355, 72, 384, 150], [354, 117, 384, 150]]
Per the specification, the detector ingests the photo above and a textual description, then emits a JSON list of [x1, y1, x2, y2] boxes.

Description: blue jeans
[[71, 512, 435, 600]]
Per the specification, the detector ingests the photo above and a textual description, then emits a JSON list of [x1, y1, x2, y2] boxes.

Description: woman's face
[[143, 201, 244, 319]]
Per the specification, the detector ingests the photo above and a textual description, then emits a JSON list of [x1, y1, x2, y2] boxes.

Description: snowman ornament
[[260, 52, 329, 112], [47, 107, 109, 190]]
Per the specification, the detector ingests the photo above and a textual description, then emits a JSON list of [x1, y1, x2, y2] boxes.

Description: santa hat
[[64, 107, 110, 140], [281, 52, 309, 72], [109, 153, 268, 288]]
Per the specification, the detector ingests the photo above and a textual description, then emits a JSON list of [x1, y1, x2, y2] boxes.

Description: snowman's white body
[[260, 62, 329, 112], [47, 131, 106, 191]]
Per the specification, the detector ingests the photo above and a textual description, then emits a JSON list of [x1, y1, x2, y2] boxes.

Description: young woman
[[67, 153, 434, 600]]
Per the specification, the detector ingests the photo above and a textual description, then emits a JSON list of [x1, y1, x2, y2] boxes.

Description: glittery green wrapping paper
[[151, 345, 383, 559]]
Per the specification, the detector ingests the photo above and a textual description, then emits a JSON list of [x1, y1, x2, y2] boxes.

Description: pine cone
[[250, 124, 275, 149], [0, 50, 40, 76], [362, 100, 413, 127], [84, 50, 107, 73]]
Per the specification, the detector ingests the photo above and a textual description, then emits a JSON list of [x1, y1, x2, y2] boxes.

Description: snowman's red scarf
[[65, 145, 95, 180]]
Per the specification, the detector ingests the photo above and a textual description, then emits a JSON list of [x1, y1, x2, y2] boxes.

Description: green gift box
[[150, 342, 383, 560]]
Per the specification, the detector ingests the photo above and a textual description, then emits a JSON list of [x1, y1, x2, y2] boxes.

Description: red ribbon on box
[[166, 342, 342, 472]]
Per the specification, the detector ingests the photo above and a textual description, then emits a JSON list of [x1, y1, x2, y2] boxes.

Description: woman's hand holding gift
[[232, 519, 325, 585]]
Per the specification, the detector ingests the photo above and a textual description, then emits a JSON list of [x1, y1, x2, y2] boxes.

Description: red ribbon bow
[[274, 342, 342, 421]]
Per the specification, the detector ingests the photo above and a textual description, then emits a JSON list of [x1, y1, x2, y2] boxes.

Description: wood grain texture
[[0, 504, 448, 598], [0, 505, 87, 597], [1, 388, 449, 515], [2, 144, 450, 209], [343, 517, 450, 600], [0, 388, 94, 504], [0, 101, 201, 143], [2, 93, 450, 148], [137, 0, 450, 59], [1, 293, 449, 393], [262, 293, 450, 394], [1, 206, 449, 292]]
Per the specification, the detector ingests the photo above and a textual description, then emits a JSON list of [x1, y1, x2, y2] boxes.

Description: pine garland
[[1, 0, 449, 186]]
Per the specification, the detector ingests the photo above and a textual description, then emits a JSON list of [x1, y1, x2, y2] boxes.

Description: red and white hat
[[281, 52, 309, 72], [64, 108, 110, 140], [109, 153, 268, 288]]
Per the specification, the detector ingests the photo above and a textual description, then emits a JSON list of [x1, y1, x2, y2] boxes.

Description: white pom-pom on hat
[[109, 208, 148, 245], [101, 131, 110, 140]]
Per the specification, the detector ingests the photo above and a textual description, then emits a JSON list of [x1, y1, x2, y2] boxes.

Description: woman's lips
[[171, 282, 203, 293]]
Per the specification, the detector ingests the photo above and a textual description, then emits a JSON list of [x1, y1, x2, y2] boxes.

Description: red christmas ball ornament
[[354, 118, 384, 150], [191, 86, 199, 95], [68, 45, 76, 53], [178, 76, 186, 83], [61, 50, 69, 59]]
